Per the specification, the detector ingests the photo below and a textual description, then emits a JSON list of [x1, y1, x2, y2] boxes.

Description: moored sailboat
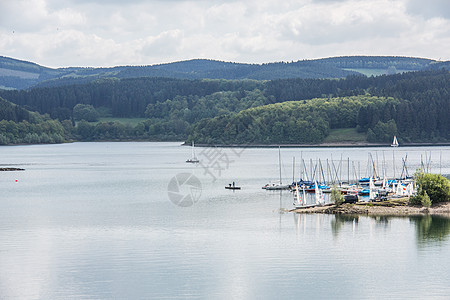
[[263, 146, 290, 190], [186, 141, 200, 163], [293, 183, 308, 208], [391, 136, 399, 147]]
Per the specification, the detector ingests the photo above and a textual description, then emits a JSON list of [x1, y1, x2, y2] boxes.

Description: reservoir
[[1, 142, 449, 299]]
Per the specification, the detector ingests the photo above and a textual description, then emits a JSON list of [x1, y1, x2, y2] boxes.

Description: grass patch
[[344, 68, 414, 77], [97, 117, 146, 126], [323, 128, 366, 143]]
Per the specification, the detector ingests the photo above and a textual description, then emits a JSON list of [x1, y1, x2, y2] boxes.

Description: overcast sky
[[1, 0, 449, 68]]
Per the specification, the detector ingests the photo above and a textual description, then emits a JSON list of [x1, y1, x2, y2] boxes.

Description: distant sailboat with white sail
[[186, 141, 199, 163], [391, 136, 399, 147], [263, 146, 290, 190]]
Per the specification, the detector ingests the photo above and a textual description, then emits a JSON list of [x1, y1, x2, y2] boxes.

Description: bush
[[409, 194, 421, 206], [421, 191, 432, 208], [331, 185, 344, 206], [414, 170, 450, 204]]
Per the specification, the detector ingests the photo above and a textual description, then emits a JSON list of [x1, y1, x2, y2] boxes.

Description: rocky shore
[[0, 167, 25, 171], [291, 200, 450, 216]]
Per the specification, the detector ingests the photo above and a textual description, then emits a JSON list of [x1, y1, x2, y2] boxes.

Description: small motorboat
[[225, 186, 241, 190], [226, 182, 241, 190]]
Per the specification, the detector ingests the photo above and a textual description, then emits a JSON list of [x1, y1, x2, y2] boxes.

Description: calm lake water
[[1, 142, 450, 299]]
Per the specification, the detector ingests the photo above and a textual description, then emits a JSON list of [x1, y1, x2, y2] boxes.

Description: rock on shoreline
[[0, 167, 25, 171]]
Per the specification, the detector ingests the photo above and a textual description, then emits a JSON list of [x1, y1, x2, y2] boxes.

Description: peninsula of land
[[291, 200, 450, 216]]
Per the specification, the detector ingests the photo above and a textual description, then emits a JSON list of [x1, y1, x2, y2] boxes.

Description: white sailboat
[[263, 146, 290, 190], [391, 136, 399, 147], [314, 180, 324, 205], [293, 183, 307, 208], [293, 183, 302, 207], [369, 177, 376, 201], [186, 141, 199, 163]]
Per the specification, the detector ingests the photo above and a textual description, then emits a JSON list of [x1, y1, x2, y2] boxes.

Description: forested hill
[[0, 69, 448, 145], [190, 70, 450, 145], [0, 55, 444, 90]]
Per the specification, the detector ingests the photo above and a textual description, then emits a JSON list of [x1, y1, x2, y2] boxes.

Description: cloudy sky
[[0, 0, 449, 68]]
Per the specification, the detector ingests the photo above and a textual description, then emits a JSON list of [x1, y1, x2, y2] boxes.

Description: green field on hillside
[[98, 117, 146, 126], [323, 128, 367, 143], [344, 68, 412, 76]]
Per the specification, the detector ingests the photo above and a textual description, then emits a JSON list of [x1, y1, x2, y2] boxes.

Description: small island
[[0, 167, 25, 171]]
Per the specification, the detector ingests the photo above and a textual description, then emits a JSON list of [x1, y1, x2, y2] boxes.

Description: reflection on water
[[331, 214, 359, 236], [1, 142, 450, 299], [411, 215, 450, 245], [372, 215, 391, 228], [327, 213, 450, 246]]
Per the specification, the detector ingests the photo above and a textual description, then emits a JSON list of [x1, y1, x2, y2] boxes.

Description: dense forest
[[0, 97, 66, 144], [189, 70, 449, 144], [0, 68, 449, 145]]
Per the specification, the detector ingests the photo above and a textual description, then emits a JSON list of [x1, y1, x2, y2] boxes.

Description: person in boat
[[233, 181, 235, 187]]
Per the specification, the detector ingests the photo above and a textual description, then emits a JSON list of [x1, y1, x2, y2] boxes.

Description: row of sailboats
[[293, 181, 324, 208], [292, 175, 416, 208]]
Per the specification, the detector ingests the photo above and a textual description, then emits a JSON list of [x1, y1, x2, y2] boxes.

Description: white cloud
[[0, 0, 449, 67]]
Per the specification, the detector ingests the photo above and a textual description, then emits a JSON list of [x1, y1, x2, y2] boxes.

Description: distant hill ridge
[[0, 55, 445, 90]]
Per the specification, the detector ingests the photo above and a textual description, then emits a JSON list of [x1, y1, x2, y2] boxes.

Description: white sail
[[391, 136, 399, 147], [294, 183, 301, 206], [314, 181, 324, 204], [369, 177, 376, 201], [396, 182, 404, 196], [406, 183, 414, 196]]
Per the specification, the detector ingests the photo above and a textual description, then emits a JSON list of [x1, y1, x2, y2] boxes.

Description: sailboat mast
[[292, 156, 295, 183], [278, 146, 282, 185]]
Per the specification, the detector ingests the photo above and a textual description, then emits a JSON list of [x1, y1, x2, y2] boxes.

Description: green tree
[[367, 119, 398, 143], [73, 104, 99, 122], [411, 169, 450, 205], [331, 185, 344, 206], [421, 191, 432, 208], [76, 120, 94, 140]]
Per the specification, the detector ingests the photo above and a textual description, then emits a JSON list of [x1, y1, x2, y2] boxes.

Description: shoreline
[[184, 142, 450, 148], [290, 201, 450, 216]]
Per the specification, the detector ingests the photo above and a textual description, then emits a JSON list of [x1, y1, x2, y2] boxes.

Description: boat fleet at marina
[[287, 175, 417, 209], [260, 139, 422, 209], [185, 138, 439, 206]]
